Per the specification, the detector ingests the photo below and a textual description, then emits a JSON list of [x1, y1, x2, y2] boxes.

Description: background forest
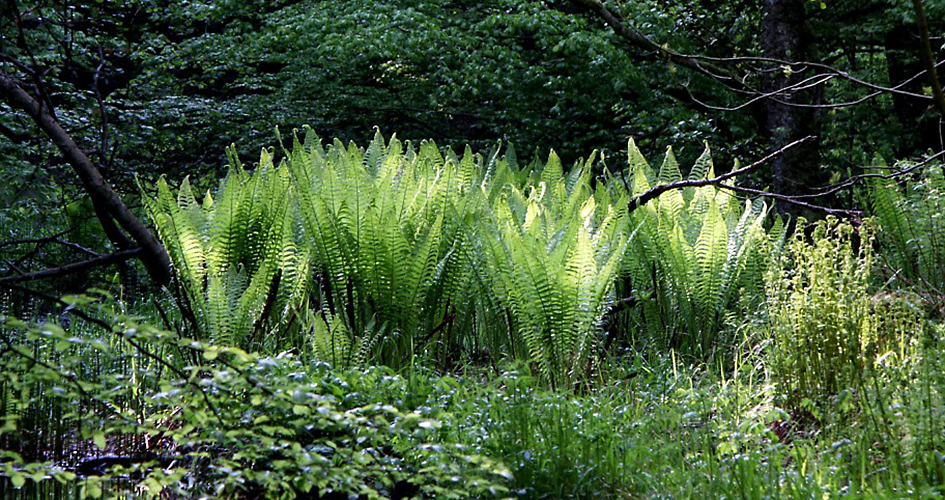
[[1, 1, 945, 499]]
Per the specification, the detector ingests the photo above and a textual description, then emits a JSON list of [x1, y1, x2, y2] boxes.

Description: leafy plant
[[618, 139, 776, 357], [0, 301, 513, 500], [288, 129, 482, 367], [477, 151, 628, 389], [142, 148, 310, 351], [764, 217, 925, 410]]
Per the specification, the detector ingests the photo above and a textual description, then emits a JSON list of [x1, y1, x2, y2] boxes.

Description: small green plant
[[764, 217, 924, 410], [765, 217, 869, 408]]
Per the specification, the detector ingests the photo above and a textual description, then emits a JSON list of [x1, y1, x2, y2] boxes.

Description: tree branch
[[570, 0, 744, 91], [0, 73, 172, 285], [0, 248, 141, 285], [627, 135, 816, 213], [570, 0, 939, 112]]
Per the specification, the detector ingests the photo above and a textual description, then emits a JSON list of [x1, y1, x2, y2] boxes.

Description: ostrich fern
[[143, 148, 310, 350], [617, 139, 775, 357], [868, 155, 945, 298], [288, 129, 480, 367], [478, 151, 629, 389], [146, 130, 774, 381]]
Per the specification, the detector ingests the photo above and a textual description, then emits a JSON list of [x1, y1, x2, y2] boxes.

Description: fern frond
[[688, 143, 714, 180], [692, 200, 728, 339], [658, 147, 682, 184]]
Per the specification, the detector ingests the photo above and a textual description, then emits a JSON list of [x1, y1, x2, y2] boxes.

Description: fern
[[288, 131, 477, 367], [618, 140, 774, 357], [867, 154, 945, 297], [146, 129, 776, 376], [143, 150, 306, 351], [479, 152, 628, 389]]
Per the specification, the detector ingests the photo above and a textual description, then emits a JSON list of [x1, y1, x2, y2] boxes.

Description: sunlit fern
[[142, 148, 310, 350], [477, 151, 629, 389], [288, 129, 481, 367], [616, 139, 775, 357]]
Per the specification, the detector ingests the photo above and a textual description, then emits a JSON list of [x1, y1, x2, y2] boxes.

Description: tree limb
[[0, 247, 141, 285], [570, 0, 744, 91], [0, 73, 172, 285], [570, 0, 939, 110], [627, 135, 816, 213]]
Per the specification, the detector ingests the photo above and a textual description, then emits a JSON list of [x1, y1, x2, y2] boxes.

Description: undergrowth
[[3, 134, 945, 499]]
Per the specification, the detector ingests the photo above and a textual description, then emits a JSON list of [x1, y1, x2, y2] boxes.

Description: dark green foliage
[[868, 156, 945, 304], [0, 304, 512, 499]]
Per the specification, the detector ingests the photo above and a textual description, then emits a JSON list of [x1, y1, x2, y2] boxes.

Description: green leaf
[[93, 430, 106, 450]]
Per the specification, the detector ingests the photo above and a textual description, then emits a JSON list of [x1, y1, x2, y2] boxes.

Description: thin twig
[[0, 248, 140, 285], [0, 228, 74, 249]]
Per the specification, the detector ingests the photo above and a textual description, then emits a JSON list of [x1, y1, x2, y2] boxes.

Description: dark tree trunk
[[886, 24, 944, 154], [0, 74, 172, 286], [762, 0, 826, 216]]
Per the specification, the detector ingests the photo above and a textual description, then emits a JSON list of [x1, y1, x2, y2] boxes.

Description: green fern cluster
[[287, 129, 480, 367], [145, 131, 776, 386], [617, 140, 777, 357], [142, 149, 310, 350], [477, 151, 629, 389], [868, 155, 945, 297]]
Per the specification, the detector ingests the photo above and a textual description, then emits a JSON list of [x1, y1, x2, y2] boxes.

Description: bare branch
[[0, 228, 74, 249], [569, 0, 744, 91], [628, 136, 816, 213], [714, 184, 861, 218], [569, 0, 939, 113], [0, 248, 141, 285]]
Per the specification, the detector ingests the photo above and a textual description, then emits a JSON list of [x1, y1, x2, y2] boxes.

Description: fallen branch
[[0, 247, 141, 285]]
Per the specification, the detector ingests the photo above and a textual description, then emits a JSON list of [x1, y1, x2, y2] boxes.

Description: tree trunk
[[0, 74, 172, 286], [761, 0, 826, 215]]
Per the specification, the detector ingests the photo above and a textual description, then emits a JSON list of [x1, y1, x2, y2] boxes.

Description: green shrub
[[764, 217, 924, 409], [0, 302, 513, 499]]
